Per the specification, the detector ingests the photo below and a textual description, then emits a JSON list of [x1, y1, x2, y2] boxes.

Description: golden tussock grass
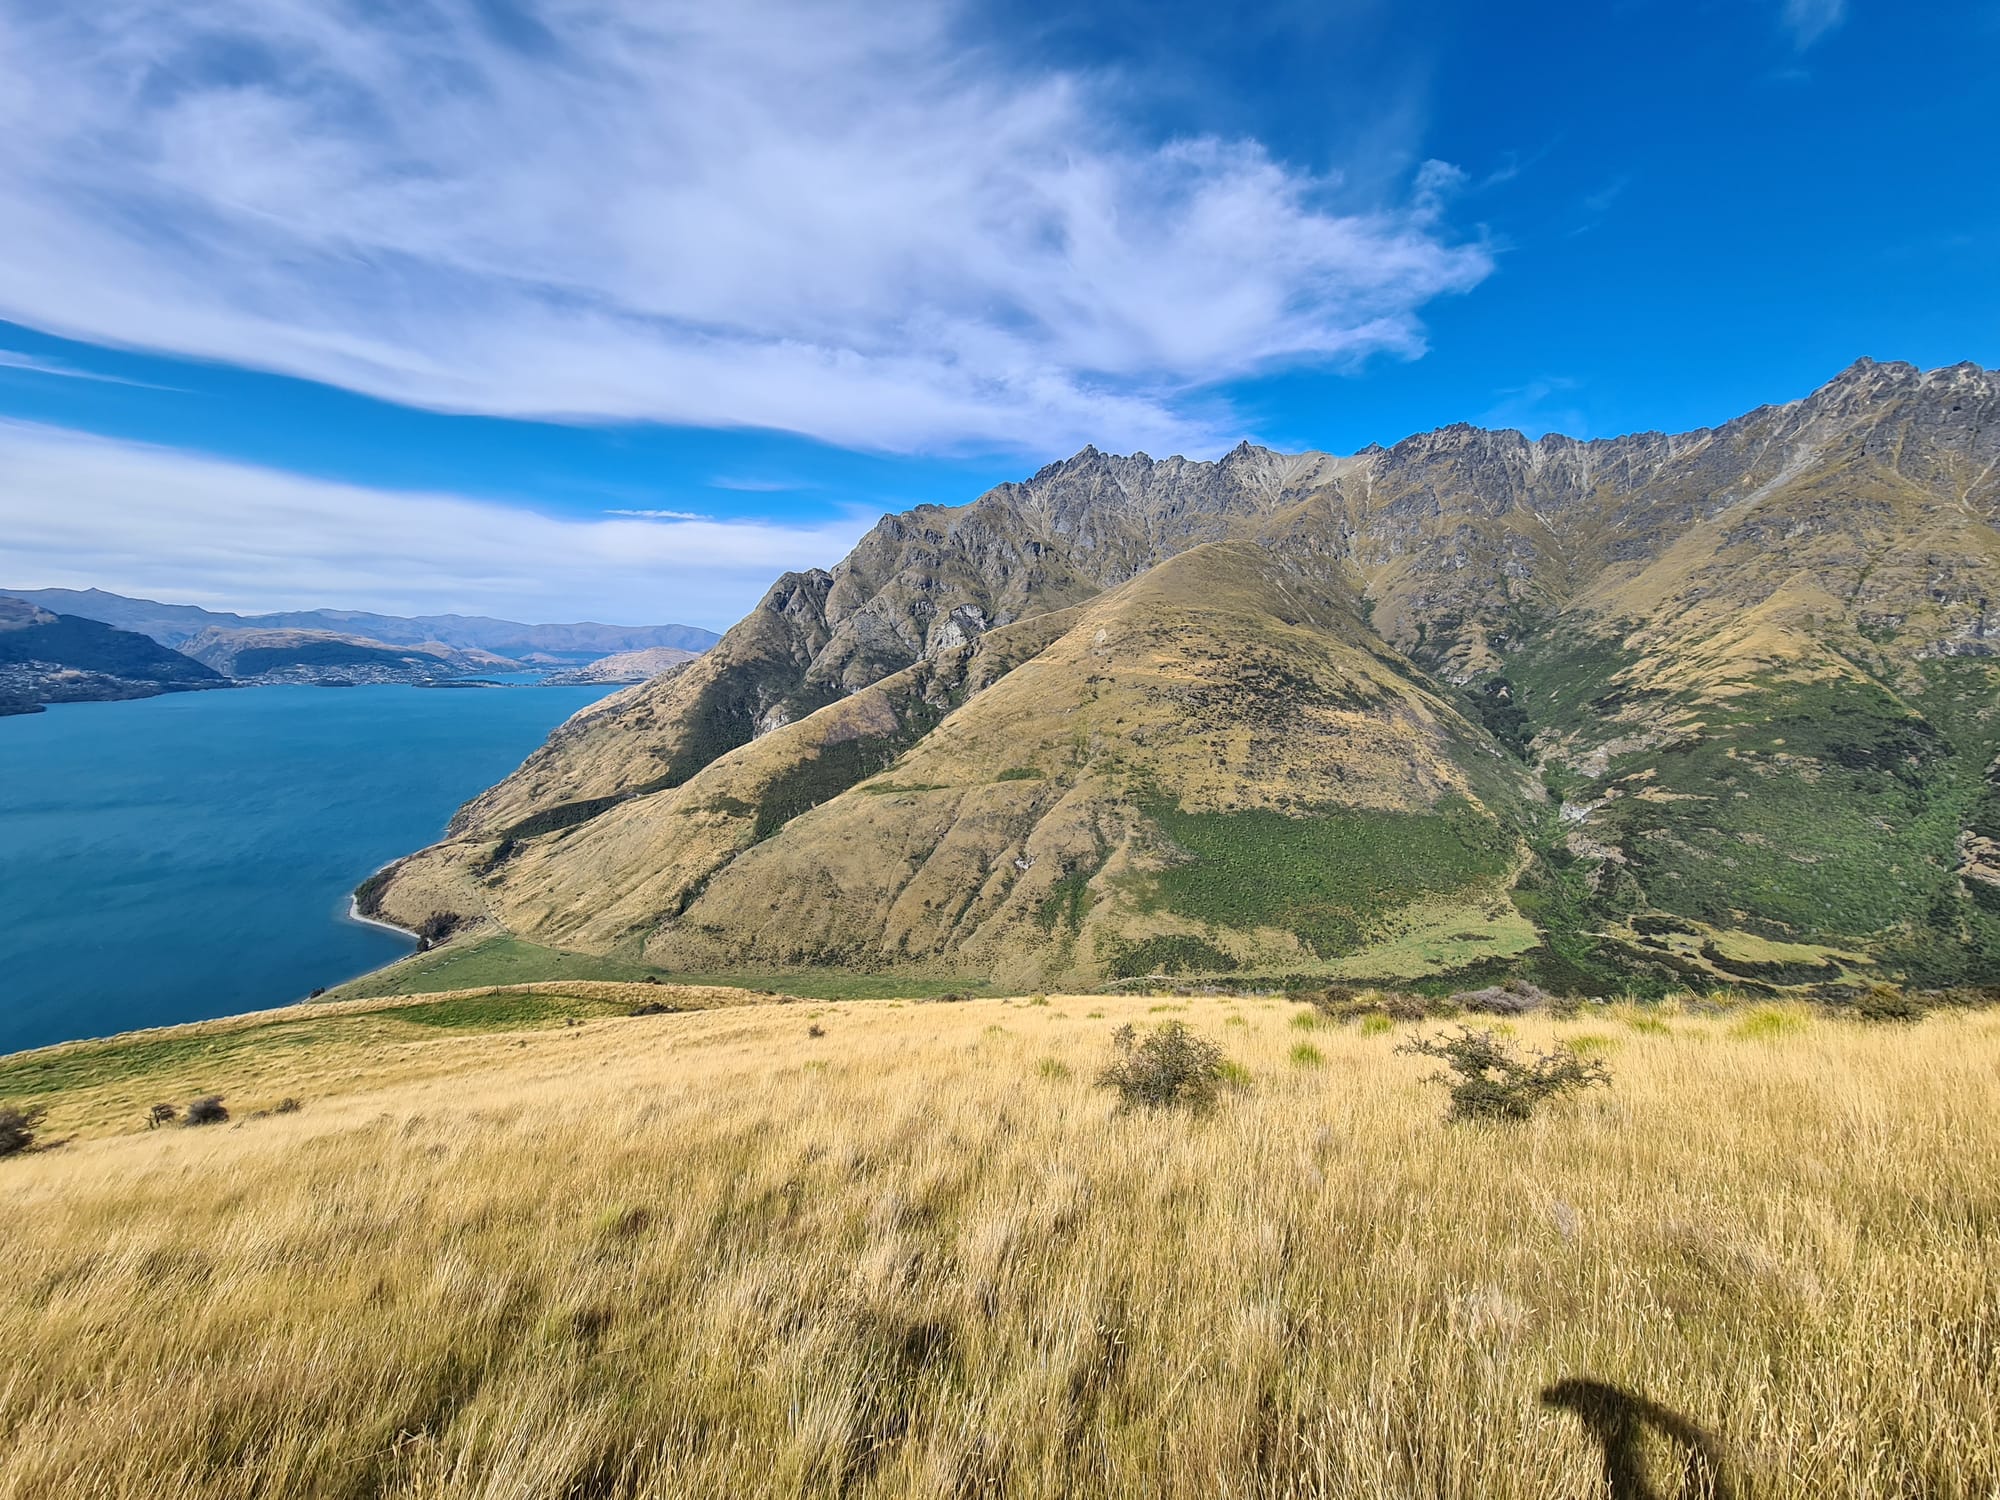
[[2, 995, 1996, 1497]]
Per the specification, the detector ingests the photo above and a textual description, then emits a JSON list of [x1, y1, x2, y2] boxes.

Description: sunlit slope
[[381, 544, 1537, 988], [4, 993, 1997, 1498], [374, 360, 2000, 989]]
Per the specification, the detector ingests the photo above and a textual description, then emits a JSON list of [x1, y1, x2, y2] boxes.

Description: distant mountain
[[542, 646, 702, 686], [0, 596, 227, 715], [0, 589, 720, 663], [177, 627, 520, 685], [371, 360, 2000, 995]]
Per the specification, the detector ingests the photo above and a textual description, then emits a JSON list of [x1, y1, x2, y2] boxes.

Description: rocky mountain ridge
[[370, 360, 2000, 994]]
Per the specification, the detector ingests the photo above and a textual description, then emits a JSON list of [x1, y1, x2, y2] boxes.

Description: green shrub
[[1289, 1042, 1325, 1067], [1359, 1013, 1395, 1037], [1096, 1022, 1226, 1112], [1398, 1026, 1610, 1123], [0, 1103, 48, 1158], [1730, 1004, 1810, 1041], [1854, 983, 1926, 1024], [1289, 1010, 1321, 1031]]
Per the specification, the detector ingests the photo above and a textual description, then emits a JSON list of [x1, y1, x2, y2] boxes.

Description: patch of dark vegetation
[[1451, 978, 1551, 1014], [630, 1000, 678, 1016], [1851, 983, 1928, 1024], [0, 1103, 48, 1157], [995, 766, 1045, 781], [415, 911, 462, 951], [147, 1102, 178, 1129], [352, 863, 400, 919], [1101, 932, 1237, 979], [1035, 868, 1096, 936], [183, 1095, 229, 1126], [1304, 986, 1462, 1023], [1465, 676, 1534, 759], [752, 728, 917, 842], [1399, 1026, 1610, 1124], [1507, 850, 1714, 998], [1698, 942, 1842, 986], [1631, 914, 1698, 937], [1137, 795, 1514, 960], [1096, 1021, 1227, 1112], [500, 792, 629, 841]]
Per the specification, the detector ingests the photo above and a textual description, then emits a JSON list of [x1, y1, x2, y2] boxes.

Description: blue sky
[[0, 0, 1994, 629]]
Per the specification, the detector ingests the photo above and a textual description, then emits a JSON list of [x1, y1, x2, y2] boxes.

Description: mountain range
[[365, 359, 2000, 995], [0, 589, 720, 664]]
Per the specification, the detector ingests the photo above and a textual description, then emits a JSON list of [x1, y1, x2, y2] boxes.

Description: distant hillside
[[178, 627, 518, 684], [0, 596, 227, 715], [372, 359, 2000, 996], [0, 589, 720, 663], [542, 646, 701, 685]]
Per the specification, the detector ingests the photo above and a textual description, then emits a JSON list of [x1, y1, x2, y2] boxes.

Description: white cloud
[[605, 508, 708, 521], [0, 349, 175, 390], [1781, 0, 1847, 48], [0, 421, 871, 628], [0, 0, 1491, 455]]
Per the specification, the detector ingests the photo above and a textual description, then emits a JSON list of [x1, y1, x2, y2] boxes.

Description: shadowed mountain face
[[375, 360, 2000, 993], [0, 596, 228, 715]]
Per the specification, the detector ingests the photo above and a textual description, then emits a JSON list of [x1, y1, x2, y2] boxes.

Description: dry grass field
[[2, 992, 1996, 1498]]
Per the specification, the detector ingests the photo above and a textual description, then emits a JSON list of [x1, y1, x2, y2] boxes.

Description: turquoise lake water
[[0, 683, 613, 1053]]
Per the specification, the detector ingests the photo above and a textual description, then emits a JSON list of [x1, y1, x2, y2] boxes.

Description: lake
[[0, 683, 614, 1053]]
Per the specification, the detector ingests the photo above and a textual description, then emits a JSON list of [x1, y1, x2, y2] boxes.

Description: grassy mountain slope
[[372, 360, 2000, 992]]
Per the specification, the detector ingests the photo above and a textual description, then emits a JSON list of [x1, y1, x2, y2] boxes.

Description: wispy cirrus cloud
[[0, 0, 1491, 456], [0, 421, 870, 628], [1781, 0, 1848, 49], [0, 349, 176, 390], [605, 508, 708, 521]]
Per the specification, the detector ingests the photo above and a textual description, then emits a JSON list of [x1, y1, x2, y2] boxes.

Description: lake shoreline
[[0, 680, 617, 1054]]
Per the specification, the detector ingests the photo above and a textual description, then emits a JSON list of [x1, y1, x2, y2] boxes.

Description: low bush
[[1096, 1022, 1226, 1112], [0, 1103, 48, 1158], [183, 1096, 229, 1127], [1398, 1026, 1610, 1124], [415, 912, 461, 950], [1450, 979, 1550, 1015], [1359, 1013, 1395, 1037], [1854, 983, 1926, 1024], [147, 1103, 178, 1129], [1289, 1042, 1325, 1067]]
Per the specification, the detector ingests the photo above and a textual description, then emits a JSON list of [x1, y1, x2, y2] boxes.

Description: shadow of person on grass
[[1541, 1378, 1738, 1499]]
